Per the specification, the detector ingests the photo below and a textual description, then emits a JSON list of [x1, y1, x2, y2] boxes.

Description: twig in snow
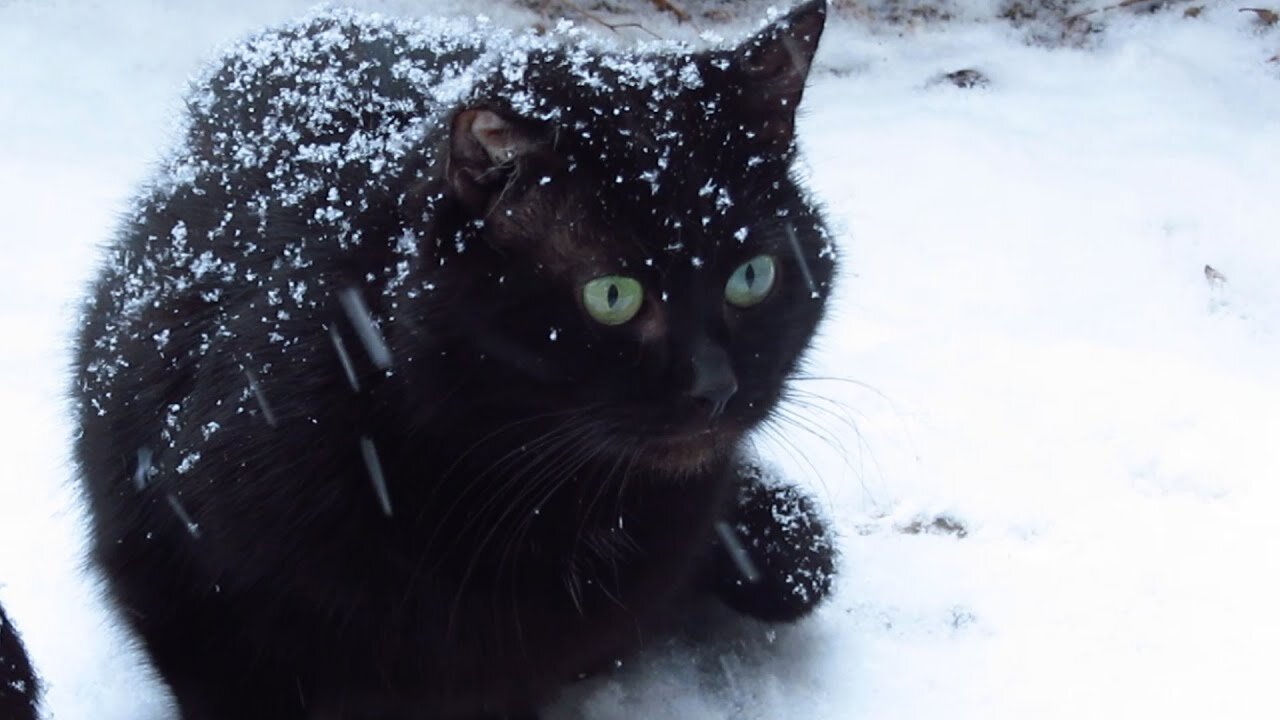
[[551, 0, 664, 40], [1239, 7, 1280, 27], [1066, 0, 1188, 23], [650, 0, 692, 23]]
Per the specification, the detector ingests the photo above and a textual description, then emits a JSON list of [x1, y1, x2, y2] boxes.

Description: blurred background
[[1, 1, 1278, 718]]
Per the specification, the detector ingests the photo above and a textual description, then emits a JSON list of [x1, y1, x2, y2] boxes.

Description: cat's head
[[407, 1, 833, 474]]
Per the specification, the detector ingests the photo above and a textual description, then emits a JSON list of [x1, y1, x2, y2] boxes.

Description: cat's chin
[[641, 427, 741, 476]]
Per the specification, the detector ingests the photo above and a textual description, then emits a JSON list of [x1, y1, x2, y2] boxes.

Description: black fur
[[710, 465, 836, 623], [0, 601, 40, 720], [72, 2, 836, 718]]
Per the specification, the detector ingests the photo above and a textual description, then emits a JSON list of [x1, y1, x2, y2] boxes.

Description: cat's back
[[72, 12, 494, 428], [69, 11, 503, 592], [184, 12, 490, 175]]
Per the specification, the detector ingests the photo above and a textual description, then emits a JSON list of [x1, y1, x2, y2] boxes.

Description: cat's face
[[413, 1, 832, 474]]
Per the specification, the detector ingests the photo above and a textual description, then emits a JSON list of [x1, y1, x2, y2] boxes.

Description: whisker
[[416, 411, 617, 617], [415, 405, 602, 545], [436, 404, 603, 487], [498, 434, 612, 645], [768, 402, 885, 513], [610, 442, 647, 535], [568, 430, 632, 563], [447, 425, 608, 642], [425, 412, 603, 556], [775, 404, 850, 455], [755, 422, 825, 492], [777, 408, 845, 475], [788, 376, 914, 447]]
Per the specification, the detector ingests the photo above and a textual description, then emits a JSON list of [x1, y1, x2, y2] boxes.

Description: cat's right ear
[[447, 108, 545, 215]]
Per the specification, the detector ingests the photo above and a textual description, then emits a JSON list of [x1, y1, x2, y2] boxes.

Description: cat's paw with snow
[[710, 464, 837, 623]]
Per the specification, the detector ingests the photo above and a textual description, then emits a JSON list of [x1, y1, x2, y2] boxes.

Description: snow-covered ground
[[1, 1, 1277, 718]]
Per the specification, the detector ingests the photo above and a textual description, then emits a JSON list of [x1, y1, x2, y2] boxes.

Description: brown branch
[[1066, 0, 1195, 22], [1239, 7, 1280, 26], [553, 0, 664, 40], [651, 0, 692, 23]]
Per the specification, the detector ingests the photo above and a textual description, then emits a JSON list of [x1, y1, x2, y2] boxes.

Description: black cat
[[72, 1, 837, 718], [0, 601, 40, 720]]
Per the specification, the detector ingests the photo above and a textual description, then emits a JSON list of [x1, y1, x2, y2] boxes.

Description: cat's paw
[[709, 465, 837, 623]]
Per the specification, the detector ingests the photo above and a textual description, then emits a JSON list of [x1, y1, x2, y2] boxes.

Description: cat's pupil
[[745, 264, 757, 287], [607, 283, 619, 308]]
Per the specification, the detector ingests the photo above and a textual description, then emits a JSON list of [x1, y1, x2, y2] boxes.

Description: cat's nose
[[689, 338, 738, 413]]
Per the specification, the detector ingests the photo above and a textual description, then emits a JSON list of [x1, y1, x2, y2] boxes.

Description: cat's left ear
[[447, 108, 547, 215], [733, 0, 826, 147]]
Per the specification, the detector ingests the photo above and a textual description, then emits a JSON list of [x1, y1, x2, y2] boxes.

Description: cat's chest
[[504, 472, 725, 603]]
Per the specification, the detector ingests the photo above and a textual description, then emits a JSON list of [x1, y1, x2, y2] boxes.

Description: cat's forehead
[[491, 42, 744, 177], [459, 21, 825, 282], [551, 174, 788, 284]]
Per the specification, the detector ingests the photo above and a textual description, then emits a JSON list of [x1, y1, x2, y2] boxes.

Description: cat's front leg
[[706, 463, 837, 623]]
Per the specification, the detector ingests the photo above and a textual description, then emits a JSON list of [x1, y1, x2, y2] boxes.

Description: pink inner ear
[[446, 109, 549, 216], [469, 109, 534, 165]]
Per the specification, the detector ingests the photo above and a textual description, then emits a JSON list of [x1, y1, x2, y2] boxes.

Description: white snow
[[1, 2, 1278, 720]]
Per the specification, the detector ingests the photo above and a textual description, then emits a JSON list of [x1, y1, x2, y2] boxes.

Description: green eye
[[582, 275, 644, 325], [725, 255, 777, 308]]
